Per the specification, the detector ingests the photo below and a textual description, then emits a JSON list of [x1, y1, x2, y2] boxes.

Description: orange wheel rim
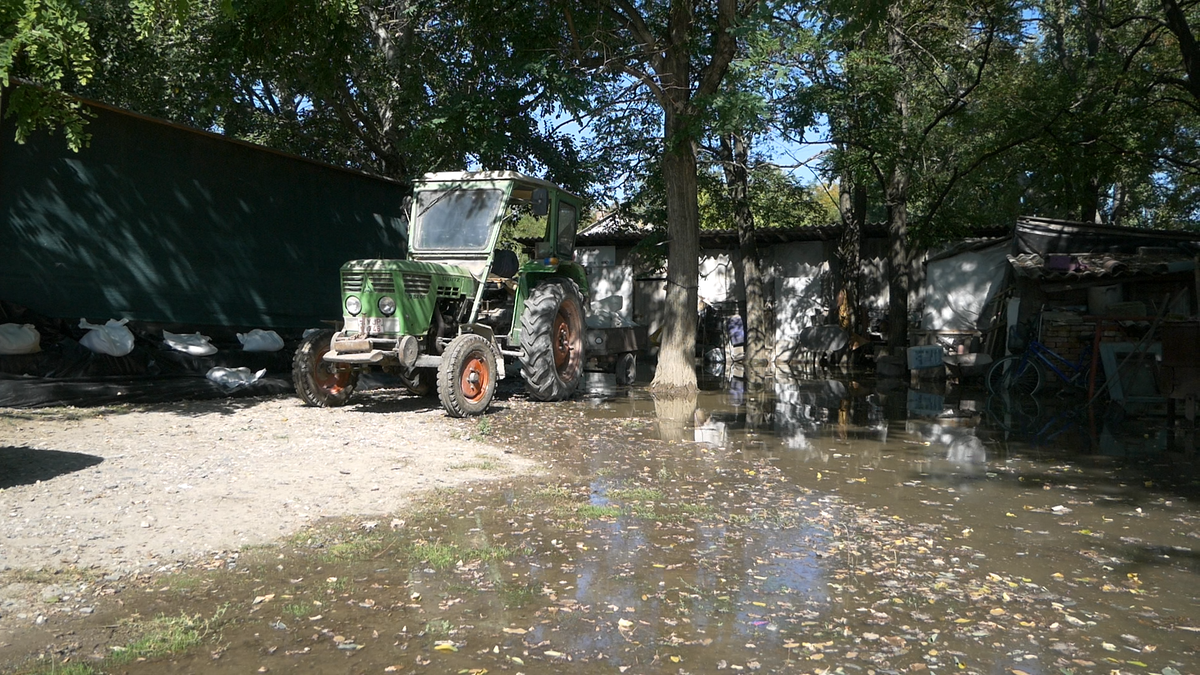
[[552, 299, 582, 375], [460, 353, 490, 402], [312, 342, 350, 394]]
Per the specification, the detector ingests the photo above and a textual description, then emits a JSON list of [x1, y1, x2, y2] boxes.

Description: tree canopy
[[3, 0, 1198, 361]]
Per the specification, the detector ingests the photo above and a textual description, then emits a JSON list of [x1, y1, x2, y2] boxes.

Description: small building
[[573, 214, 895, 363], [1000, 217, 1200, 402], [574, 214, 1013, 365]]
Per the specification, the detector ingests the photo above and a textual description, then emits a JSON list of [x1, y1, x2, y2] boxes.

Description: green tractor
[[292, 171, 641, 417]]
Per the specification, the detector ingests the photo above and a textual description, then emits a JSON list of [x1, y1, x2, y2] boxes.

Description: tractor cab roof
[[418, 171, 581, 203]]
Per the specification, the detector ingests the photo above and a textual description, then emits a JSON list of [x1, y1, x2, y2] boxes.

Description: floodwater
[[17, 369, 1200, 674]]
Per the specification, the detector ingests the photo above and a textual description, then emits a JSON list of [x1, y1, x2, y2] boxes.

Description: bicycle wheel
[[985, 393, 1043, 433], [986, 355, 1042, 396]]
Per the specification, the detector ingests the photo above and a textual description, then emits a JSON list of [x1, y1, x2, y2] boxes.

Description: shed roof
[[1007, 251, 1198, 280]]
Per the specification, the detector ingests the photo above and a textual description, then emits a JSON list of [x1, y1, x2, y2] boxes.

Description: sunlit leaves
[[0, 0, 95, 150]]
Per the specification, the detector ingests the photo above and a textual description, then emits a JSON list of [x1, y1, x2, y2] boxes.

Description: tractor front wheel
[[520, 278, 585, 401], [293, 329, 359, 407], [437, 333, 497, 417]]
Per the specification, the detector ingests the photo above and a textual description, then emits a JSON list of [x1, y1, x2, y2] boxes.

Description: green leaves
[[0, 0, 96, 150]]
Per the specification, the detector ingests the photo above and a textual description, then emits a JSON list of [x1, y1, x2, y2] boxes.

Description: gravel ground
[[0, 391, 535, 637]]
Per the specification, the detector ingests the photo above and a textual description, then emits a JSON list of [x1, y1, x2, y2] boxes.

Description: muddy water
[[25, 372, 1200, 674]]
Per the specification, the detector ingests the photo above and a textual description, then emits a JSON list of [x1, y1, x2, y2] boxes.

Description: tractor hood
[[339, 258, 477, 337]]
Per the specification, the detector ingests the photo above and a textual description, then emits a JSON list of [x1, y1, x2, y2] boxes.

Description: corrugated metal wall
[[0, 92, 408, 329]]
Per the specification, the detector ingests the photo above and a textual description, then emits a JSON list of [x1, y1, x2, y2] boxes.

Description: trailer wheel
[[520, 278, 585, 401], [437, 333, 497, 417], [293, 329, 358, 407], [615, 352, 637, 386]]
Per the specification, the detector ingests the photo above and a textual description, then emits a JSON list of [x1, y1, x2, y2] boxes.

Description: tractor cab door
[[556, 200, 577, 260]]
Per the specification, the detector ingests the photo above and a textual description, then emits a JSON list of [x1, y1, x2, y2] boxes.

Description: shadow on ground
[[0, 446, 103, 488]]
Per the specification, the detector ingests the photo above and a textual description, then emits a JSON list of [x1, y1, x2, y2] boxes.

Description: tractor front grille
[[343, 272, 397, 293], [366, 272, 396, 293], [342, 272, 365, 292], [402, 273, 431, 295]]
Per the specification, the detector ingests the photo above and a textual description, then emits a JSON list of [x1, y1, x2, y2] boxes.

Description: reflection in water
[[653, 393, 697, 442], [693, 408, 728, 447], [119, 366, 1200, 675]]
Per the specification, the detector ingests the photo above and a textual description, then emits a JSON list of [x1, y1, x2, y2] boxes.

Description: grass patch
[[470, 418, 493, 440], [166, 575, 201, 592], [497, 580, 540, 609], [406, 542, 532, 570], [530, 485, 574, 501], [574, 504, 623, 519], [283, 602, 311, 618], [110, 607, 225, 664], [606, 487, 665, 502], [20, 608, 225, 674], [323, 533, 388, 561], [449, 458, 499, 471], [423, 619, 453, 637]]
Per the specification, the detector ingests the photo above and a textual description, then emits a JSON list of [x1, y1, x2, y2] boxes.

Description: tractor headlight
[[345, 295, 362, 315], [377, 296, 397, 316]]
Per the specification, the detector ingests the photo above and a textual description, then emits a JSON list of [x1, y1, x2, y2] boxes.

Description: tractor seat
[[491, 249, 519, 279]]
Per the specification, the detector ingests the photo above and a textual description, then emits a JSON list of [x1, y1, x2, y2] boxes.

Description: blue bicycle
[[986, 325, 1092, 396]]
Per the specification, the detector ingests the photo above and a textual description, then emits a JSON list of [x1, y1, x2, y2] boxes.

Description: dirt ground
[[0, 390, 536, 640]]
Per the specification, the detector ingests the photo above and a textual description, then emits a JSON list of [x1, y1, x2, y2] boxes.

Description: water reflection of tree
[[653, 394, 698, 443]]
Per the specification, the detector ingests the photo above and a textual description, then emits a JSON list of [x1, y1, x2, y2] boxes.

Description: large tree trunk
[[651, 107, 701, 393], [885, 173, 910, 349], [836, 174, 867, 341], [885, 2, 910, 350], [1162, 0, 1200, 106], [720, 133, 769, 372]]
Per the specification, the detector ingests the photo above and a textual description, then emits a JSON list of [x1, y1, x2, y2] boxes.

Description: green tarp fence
[[0, 90, 408, 329]]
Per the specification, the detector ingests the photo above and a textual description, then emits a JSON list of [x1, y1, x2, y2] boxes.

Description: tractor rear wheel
[[437, 333, 497, 417], [520, 278, 585, 401], [293, 329, 359, 407]]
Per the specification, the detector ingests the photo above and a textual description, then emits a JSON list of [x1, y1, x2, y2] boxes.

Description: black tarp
[[0, 301, 297, 407], [1015, 217, 1200, 255], [0, 87, 409, 329]]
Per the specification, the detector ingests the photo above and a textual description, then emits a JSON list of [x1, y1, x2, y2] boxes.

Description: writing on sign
[[907, 389, 946, 417], [907, 344, 945, 370]]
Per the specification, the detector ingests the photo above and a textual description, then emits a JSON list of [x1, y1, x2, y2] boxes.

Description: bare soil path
[[0, 391, 534, 641]]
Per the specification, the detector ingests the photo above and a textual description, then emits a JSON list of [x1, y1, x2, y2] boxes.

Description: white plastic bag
[[237, 329, 284, 352], [0, 324, 41, 354], [206, 366, 267, 389], [163, 330, 218, 356], [79, 318, 135, 357]]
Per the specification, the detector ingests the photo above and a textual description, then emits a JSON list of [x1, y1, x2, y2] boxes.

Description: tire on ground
[[437, 333, 497, 417], [293, 329, 359, 407], [520, 278, 585, 401]]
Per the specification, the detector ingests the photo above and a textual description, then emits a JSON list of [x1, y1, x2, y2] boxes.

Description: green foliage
[[1, 0, 95, 150], [74, 0, 599, 194], [6, 0, 1199, 236], [698, 165, 837, 230]]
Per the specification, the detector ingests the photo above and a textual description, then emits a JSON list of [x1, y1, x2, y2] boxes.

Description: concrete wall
[[768, 242, 833, 362]]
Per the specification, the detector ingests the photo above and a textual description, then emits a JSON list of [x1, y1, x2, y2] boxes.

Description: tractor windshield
[[411, 188, 505, 252]]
